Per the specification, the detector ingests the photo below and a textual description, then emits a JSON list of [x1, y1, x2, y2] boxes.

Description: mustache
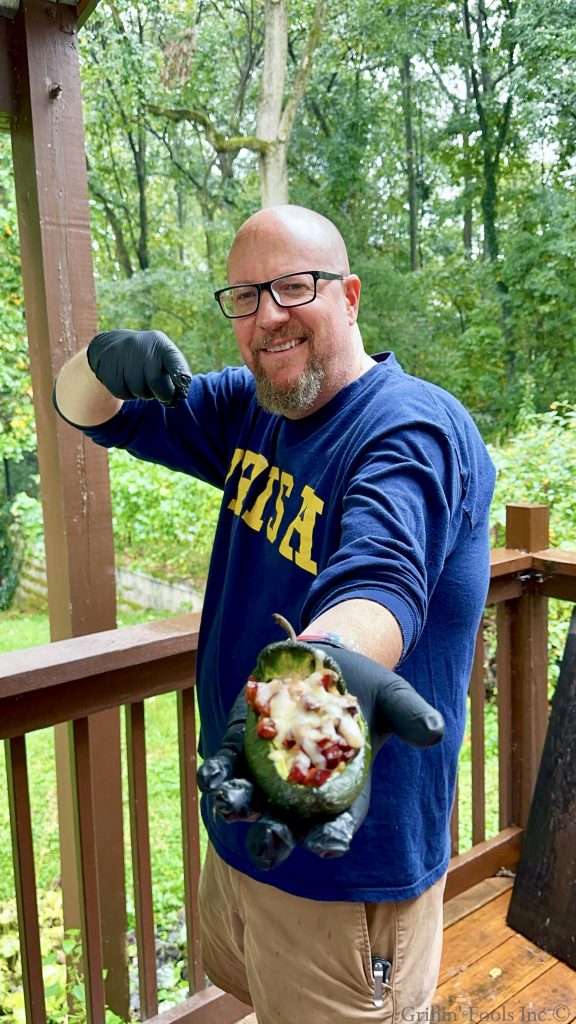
[[254, 328, 312, 352]]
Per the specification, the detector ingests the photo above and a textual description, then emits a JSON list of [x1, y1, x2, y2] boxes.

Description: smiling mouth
[[259, 337, 307, 354]]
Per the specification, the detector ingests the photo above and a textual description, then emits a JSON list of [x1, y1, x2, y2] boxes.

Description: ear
[[343, 275, 361, 324]]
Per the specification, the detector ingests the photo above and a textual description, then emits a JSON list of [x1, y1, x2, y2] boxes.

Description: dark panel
[[507, 608, 576, 969]]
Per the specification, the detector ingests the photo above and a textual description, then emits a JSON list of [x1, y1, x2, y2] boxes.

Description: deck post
[[8, 1, 128, 1014], [505, 504, 549, 827]]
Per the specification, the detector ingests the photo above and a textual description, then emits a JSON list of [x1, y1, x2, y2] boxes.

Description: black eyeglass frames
[[214, 271, 344, 319]]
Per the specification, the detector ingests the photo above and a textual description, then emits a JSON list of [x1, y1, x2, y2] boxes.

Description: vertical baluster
[[126, 701, 158, 1019], [177, 687, 204, 993], [5, 736, 47, 1024], [497, 602, 513, 829], [450, 777, 459, 856], [470, 626, 486, 845], [70, 717, 105, 1023]]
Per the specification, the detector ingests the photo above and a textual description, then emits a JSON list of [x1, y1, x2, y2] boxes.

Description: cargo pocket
[[358, 903, 395, 1015]]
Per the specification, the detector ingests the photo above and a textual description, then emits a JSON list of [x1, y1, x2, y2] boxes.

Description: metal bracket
[[516, 570, 546, 593]]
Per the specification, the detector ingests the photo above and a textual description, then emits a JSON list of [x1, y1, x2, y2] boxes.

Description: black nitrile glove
[[198, 643, 444, 871], [87, 329, 192, 407]]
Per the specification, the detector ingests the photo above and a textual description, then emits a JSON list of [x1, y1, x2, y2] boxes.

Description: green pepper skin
[[244, 638, 371, 819]]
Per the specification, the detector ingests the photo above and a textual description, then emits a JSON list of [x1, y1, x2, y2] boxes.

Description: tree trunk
[[400, 54, 419, 271], [462, 68, 473, 259], [257, 0, 289, 206], [481, 149, 499, 263]]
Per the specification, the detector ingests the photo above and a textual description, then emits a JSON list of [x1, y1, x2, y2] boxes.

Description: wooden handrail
[[1, 507, 575, 1024]]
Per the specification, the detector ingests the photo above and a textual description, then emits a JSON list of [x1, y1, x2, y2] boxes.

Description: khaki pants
[[199, 844, 446, 1024]]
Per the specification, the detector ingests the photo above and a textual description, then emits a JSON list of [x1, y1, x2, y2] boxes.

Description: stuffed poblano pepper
[[244, 615, 371, 818]]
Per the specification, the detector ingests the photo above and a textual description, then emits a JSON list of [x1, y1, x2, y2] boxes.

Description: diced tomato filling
[[246, 661, 363, 788], [257, 717, 277, 740]]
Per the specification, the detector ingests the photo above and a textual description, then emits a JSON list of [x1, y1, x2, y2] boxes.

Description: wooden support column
[[506, 504, 549, 827], [8, 2, 128, 1015], [0, 17, 16, 130]]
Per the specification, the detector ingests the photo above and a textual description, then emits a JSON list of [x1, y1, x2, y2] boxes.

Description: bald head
[[228, 205, 350, 280]]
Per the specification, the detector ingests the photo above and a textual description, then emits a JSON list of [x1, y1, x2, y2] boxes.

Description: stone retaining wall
[[15, 550, 203, 615]]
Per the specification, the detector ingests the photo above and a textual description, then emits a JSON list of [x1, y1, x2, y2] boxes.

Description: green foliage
[[0, 506, 19, 611], [9, 488, 45, 556], [0, 893, 123, 1024], [109, 448, 221, 584], [0, 149, 36, 465], [488, 404, 576, 547]]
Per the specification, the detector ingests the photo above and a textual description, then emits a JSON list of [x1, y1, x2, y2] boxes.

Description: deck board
[[237, 881, 576, 1024]]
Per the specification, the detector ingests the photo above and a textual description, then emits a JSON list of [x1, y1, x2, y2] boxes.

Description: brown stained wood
[[509, 590, 549, 828], [470, 627, 486, 845], [70, 717, 105, 1024], [450, 778, 459, 857], [487, 577, 524, 605], [443, 876, 514, 928], [533, 550, 576, 573], [435, 933, 555, 1018], [178, 687, 204, 994], [439, 890, 516, 985], [126, 702, 158, 1019], [0, 17, 15, 126], [541, 576, 576, 602], [446, 827, 522, 902], [490, 549, 533, 576], [495, 961, 576, 1021], [497, 602, 513, 829], [0, 649, 197, 740], [5, 736, 47, 1024], [143, 988, 251, 1024], [506, 504, 550, 553], [507, 608, 576, 970], [75, 0, 101, 28], [0, 615, 200, 697], [9, 0, 125, 1009]]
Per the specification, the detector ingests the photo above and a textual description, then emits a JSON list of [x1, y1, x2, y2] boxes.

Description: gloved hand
[[197, 640, 444, 870], [87, 329, 192, 406]]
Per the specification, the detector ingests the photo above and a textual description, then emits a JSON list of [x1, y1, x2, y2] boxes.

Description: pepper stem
[[272, 613, 297, 642]]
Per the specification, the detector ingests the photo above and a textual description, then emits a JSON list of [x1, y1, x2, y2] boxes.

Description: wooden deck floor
[[239, 876, 576, 1023]]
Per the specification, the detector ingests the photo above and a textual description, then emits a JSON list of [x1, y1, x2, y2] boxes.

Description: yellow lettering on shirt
[[225, 447, 245, 484], [242, 466, 280, 532], [266, 471, 294, 542], [278, 485, 324, 574], [228, 450, 269, 516]]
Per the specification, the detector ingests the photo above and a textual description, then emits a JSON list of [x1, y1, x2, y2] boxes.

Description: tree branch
[[147, 104, 269, 154]]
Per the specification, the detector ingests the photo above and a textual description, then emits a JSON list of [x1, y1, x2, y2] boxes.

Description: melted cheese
[[262, 669, 363, 776]]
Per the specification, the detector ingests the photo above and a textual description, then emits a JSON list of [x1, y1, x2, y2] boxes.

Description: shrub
[[109, 448, 221, 584], [0, 504, 20, 610]]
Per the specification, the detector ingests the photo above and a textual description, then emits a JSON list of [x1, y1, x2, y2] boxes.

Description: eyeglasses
[[214, 271, 344, 319]]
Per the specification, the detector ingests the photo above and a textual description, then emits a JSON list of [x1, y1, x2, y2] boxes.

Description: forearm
[[54, 348, 123, 427], [303, 598, 403, 669]]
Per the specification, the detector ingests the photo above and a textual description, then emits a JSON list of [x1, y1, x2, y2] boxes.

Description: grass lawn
[[0, 605, 500, 1016], [0, 608, 207, 927], [0, 606, 499, 900]]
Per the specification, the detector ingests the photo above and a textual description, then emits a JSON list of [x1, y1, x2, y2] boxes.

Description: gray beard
[[254, 359, 325, 416]]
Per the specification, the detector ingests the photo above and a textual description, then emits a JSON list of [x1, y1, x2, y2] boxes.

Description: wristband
[[297, 630, 348, 647]]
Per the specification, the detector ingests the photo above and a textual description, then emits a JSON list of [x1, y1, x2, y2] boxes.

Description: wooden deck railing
[[1, 503, 576, 1024]]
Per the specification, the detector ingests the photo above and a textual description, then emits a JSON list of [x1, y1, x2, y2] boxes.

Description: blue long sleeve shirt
[[81, 352, 495, 901]]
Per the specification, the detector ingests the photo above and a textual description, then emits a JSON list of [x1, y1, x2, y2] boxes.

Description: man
[[54, 205, 495, 1023]]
